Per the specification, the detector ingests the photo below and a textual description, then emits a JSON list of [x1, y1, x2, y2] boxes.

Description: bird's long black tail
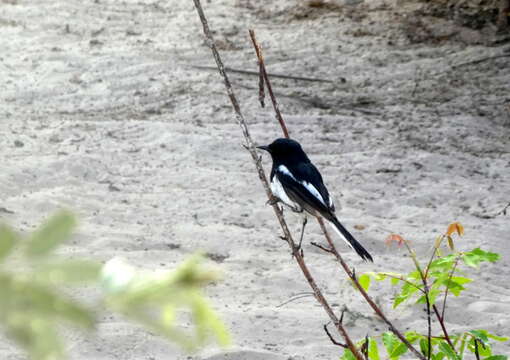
[[327, 217, 373, 262]]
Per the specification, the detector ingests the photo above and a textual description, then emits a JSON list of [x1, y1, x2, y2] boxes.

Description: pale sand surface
[[1, 0, 509, 359]]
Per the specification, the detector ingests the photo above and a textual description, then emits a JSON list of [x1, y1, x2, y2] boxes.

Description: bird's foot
[[266, 196, 280, 206]]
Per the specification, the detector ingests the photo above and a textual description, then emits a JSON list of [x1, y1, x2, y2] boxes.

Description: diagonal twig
[[191, 3, 363, 359], [191, 65, 335, 83], [452, 54, 510, 69]]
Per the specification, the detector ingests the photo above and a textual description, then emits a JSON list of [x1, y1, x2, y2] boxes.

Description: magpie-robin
[[258, 138, 373, 262]]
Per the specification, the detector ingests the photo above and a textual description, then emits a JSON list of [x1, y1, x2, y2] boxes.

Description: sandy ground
[[1, 0, 509, 359]]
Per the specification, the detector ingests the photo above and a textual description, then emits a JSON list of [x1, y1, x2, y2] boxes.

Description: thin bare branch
[[361, 335, 370, 360], [432, 305, 455, 350], [249, 30, 290, 139], [440, 257, 460, 320], [191, 5, 362, 359], [474, 338, 481, 360]]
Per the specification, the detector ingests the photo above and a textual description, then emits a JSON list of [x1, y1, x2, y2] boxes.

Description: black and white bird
[[258, 138, 373, 262]]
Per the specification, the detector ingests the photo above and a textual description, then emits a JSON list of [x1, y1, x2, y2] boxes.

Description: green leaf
[[390, 342, 408, 358], [7, 314, 64, 360], [25, 211, 76, 257], [35, 260, 101, 284], [420, 338, 431, 357], [405, 331, 422, 344], [417, 289, 441, 305], [462, 248, 500, 267], [10, 281, 95, 329], [393, 282, 420, 308], [432, 353, 446, 360], [486, 333, 509, 342], [428, 255, 457, 271], [438, 341, 460, 360], [374, 273, 387, 281], [0, 224, 17, 261], [467, 336, 492, 357], [383, 332, 398, 354], [341, 349, 356, 360], [368, 337, 380, 360], [470, 330, 489, 344], [408, 270, 423, 281], [189, 292, 230, 347], [483, 356, 508, 360], [469, 329, 509, 343], [358, 274, 371, 291], [442, 279, 466, 297], [449, 276, 472, 285]]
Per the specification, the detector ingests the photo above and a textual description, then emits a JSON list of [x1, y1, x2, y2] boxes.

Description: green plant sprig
[[344, 223, 507, 360], [0, 211, 230, 360]]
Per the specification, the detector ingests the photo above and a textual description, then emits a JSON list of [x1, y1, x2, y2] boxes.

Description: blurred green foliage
[[0, 211, 229, 360]]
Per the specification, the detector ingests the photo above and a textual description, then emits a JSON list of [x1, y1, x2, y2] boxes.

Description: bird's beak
[[257, 145, 270, 152]]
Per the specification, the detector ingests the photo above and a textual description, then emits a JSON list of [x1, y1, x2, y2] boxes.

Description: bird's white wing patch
[[277, 165, 297, 181], [277, 165, 327, 207], [302, 181, 326, 207], [270, 174, 297, 209]]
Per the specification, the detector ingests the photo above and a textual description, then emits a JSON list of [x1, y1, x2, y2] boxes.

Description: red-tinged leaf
[[385, 234, 406, 247], [446, 222, 464, 237]]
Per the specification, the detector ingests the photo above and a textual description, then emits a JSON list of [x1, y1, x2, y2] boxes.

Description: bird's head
[[257, 138, 309, 164]]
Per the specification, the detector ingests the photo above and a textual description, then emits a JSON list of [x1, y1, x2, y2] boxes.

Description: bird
[[257, 138, 373, 262]]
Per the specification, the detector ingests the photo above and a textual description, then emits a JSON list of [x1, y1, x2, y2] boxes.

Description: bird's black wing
[[275, 162, 334, 217]]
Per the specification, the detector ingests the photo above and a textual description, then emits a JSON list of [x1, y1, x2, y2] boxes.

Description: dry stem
[[192, 2, 363, 359]]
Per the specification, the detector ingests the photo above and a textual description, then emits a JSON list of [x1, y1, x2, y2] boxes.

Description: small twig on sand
[[191, 65, 336, 83], [497, 201, 510, 216], [191, 2, 363, 359], [276, 293, 315, 308], [452, 54, 510, 69]]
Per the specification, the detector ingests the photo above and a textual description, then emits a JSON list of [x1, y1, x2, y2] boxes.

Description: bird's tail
[[327, 217, 373, 262]]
